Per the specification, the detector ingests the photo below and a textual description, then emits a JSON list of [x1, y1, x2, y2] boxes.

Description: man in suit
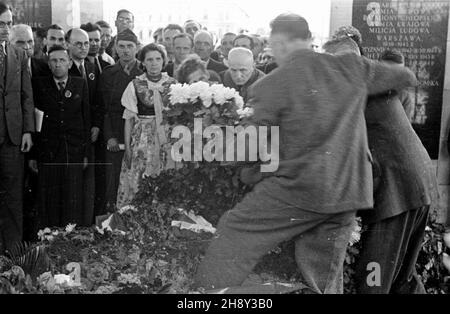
[[41, 24, 65, 62], [67, 28, 101, 225], [194, 30, 228, 76], [81, 23, 110, 73], [323, 38, 436, 294], [194, 13, 418, 293], [31, 46, 90, 228], [0, 3, 34, 253], [9, 24, 44, 242], [100, 29, 143, 215], [221, 48, 265, 103]]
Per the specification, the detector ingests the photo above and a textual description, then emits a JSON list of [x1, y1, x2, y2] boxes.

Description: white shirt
[[54, 77, 68, 90]]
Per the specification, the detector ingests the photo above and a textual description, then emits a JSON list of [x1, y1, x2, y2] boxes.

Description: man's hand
[[107, 138, 120, 152], [21, 133, 33, 153], [91, 127, 100, 143], [83, 157, 88, 170], [28, 160, 38, 173]]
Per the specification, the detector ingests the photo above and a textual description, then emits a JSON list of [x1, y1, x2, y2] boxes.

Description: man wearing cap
[[221, 47, 265, 103], [194, 13, 418, 293], [100, 28, 143, 215]]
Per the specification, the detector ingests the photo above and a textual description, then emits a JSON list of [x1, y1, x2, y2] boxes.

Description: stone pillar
[[51, 0, 80, 29]]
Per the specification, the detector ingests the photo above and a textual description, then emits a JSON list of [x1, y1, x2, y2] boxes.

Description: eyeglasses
[[72, 41, 89, 49], [0, 21, 12, 29], [117, 16, 133, 23]]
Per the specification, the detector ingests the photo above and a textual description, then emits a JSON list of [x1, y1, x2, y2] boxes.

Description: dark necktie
[[79, 63, 86, 80], [58, 81, 65, 97], [0, 44, 5, 72]]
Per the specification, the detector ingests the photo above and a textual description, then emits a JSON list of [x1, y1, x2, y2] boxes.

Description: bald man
[[221, 48, 265, 103], [194, 30, 227, 75], [67, 28, 101, 225]]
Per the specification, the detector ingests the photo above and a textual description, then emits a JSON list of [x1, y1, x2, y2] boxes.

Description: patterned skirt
[[116, 116, 161, 210]]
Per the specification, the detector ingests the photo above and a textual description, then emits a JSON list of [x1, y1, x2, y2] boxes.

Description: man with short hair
[[250, 34, 263, 62], [95, 20, 115, 66], [42, 24, 65, 60], [100, 29, 143, 214], [233, 34, 254, 51], [32, 26, 46, 59], [194, 30, 227, 75], [165, 33, 193, 78], [184, 20, 201, 38], [220, 32, 236, 66], [194, 13, 418, 293], [221, 47, 265, 103], [0, 3, 34, 253], [106, 9, 135, 61], [67, 28, 101, 225], [81, 22, 110, 73], [163, 24, 183, 63], [32, 46, 91, 229]]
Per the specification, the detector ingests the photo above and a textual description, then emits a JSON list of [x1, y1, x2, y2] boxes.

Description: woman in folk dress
[[116, 44, 177, 210]]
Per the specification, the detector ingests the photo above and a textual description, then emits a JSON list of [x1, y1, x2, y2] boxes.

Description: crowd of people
[[0, 1, 448, 293]]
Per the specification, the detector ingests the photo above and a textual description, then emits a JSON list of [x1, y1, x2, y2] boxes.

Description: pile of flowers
[[163, 81, 250, 132]]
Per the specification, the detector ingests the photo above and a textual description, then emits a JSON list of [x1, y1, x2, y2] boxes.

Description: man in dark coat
[[67, 28, 101, 225], [31, 46, 91, 228], [0, 3, 34, 253], [323, 41, 437, 294], [221, 47, 265, 103], [194, 30, 227, 76], [194, 13, 418, 293], [100, 29, 143, 214]]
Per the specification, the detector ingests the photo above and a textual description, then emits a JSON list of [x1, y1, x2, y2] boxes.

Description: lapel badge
[[89, 73, 95, 81], [65, 90, 72, 98]]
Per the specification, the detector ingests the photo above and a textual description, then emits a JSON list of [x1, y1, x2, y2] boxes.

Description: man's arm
[[360, 56, 418, 96], [99, 72, 113, 141], [20, 51, 35, 134], [81, 80, 92, 159]]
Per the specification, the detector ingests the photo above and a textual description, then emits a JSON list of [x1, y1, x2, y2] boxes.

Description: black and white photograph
[[0, 0, 449, 301]]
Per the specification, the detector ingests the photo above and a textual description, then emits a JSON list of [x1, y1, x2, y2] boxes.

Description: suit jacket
[[100, 61, 143, 143], [69, 61, 102, 129], [31, 57, 51, 78], [0, 44, 34, 146], [32, 76, 91, 162], [247, 49, 417, 214], [206, 58, 228, 75]]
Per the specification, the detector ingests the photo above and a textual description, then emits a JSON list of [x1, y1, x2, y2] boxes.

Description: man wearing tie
[[66, 28, 100, 225], [0, 3, 34, 253], [81, 23, 111, 73], [31, 46, 90, 228]]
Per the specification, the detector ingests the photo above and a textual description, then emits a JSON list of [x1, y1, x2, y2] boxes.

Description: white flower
[[234, 94, 244, 109], [237, 107, 254, 118], [65, 224, 77, 234], [169, 83, 189, 104], [199, 88, 213, 108], [223, 87, 237, 100], [188, 81, 209, 101], [210, 84, 227, 105], [37, 228, 52, 241]]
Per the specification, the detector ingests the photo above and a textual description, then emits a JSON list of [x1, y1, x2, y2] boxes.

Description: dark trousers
[[194, 181, 356, 294], [37, 148, 84, 229], [354, 206, 429, 294], [94, 139, 107, 218], [104, 149, 124, 212], [0, 140, 24, 253], [82, 145, 95, 225]]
